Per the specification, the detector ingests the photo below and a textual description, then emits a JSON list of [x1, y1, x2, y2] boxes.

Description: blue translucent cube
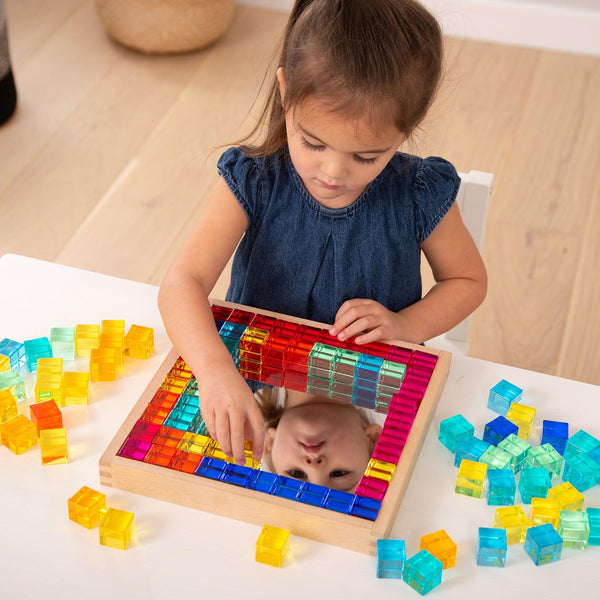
[[558, 510, 589, 549], [587, 507, 600, 546], [541, 420, 569, 455], [439, 414, 474, 453], [477, 527, 507, 567], [454, 437, 491, 467], [564, 429, 600, 461], [485, 469, 516, 506], [525, 443, 564, 478], [483, 415, 518, 446], [497, 434, 531, 472], [403, 549, 443, 596], [0, 338, 26, 370], [518, 467, 551, 503], [488, 379, 522, 415], [23, 337, 53, 372], [562, 452, 600, 492], [524, 523, 562, 565], [377, 539, 406, 578]]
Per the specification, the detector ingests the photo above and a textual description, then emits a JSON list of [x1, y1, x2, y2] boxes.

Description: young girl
[[158, 0, 487, 466], [258, 387, 382, 493]]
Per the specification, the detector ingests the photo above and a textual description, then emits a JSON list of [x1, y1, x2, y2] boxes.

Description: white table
[[1, 254, 598, 599]]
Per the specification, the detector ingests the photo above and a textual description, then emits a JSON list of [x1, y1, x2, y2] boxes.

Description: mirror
[[100, 300, 450, 554]]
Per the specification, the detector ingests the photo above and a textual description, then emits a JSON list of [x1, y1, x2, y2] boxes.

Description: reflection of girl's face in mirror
[[263, 389, 381, 493]]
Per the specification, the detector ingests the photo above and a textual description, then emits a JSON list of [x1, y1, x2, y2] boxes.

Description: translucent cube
[[454, 436, 491, 467], [485, 469, 516, 506], [0, 414, 37, 454], [547, 482, 585, 511], [68, 486, 107, 529], [530, 497, 560, 528], [480, 445, 514, 470], [39, 428, 68, 465], [75, 324, 100, 357], [256, 524, 290, 567], [455, 459, 487, 498], [439, 414, 474, 453], [99, 508, 135, 549], [124, 325, 154, 359], [419, 529, 456, 569], [497, 434, 531, 472], [564, 429, 600, 461], [0, 369, 26, 402], [558, 510, 589, 549], [49, 327, 75, 361], [518, 467, 551, 504], [541, 420, 568, 455], [494, 505, 530, 544], [488, 379, 522, 415], [0, 388, 18, 423], [403, 549, 443, 596], [524, 523, 562, 565], [506, 403, 536, 440], [63, 371, 90, 405], [377, 538, 406, 578], [483, 415, 518, 446], [525, 443, 564, 478], [477, 527, 507, 567], [562, 452, 600, 491], [23, 337, 53, 372]]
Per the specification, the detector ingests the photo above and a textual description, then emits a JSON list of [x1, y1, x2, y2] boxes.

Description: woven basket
[[95, 0, 236, 54]]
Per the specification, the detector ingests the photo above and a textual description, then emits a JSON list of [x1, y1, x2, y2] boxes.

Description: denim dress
[[217, 147, 459, 326]]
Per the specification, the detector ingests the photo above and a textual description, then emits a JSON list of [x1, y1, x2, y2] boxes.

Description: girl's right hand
[[197, 361, 265, 466]]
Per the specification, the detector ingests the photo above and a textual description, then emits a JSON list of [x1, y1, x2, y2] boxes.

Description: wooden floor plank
[[0, 1, 119, 196], [55, 7, 287, 283]]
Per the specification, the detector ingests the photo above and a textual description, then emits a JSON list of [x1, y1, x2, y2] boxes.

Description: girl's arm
[[330, 203, 488, 344], [157, 176, 265, 465]]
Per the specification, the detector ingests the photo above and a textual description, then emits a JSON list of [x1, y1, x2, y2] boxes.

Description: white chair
[[425, 169, 494, 355]]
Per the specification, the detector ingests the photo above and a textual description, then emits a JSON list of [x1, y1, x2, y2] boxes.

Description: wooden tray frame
[[100, 300, 451, 555]]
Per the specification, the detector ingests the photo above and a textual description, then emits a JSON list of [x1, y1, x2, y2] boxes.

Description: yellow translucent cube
[[547, 481, 585, 511], [0, 354, 10, 372], [90, 347, 118, 382], [75, 324, 100, 357], [365, 458, 396, 482], [63, 371, 90, 405], [177, 431, 211, 455], [0, 414, 38, 454], [35, 372, 65, 406], [530, 497, 560, 528], [420, 529, 457, 569], [256, 525, 290, 567], [99, 508, 135, 549], [506, 403, 536, 439], [124, 325, 154, 359], [455, 459, 487, 498], [100, 320, 125, 367], [0, 388, 18, 423], [494, 505, 530, 544], [40, 427, 68, 465], [68, 486, 107, 529], [36, 357, 63, 374]]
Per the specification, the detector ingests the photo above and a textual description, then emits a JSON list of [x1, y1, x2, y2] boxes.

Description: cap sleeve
[[217, 147, 262, 221], [413, 156, 461, 243]]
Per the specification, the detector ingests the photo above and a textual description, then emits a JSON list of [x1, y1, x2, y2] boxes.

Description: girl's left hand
[[329, 299, 403, 344]]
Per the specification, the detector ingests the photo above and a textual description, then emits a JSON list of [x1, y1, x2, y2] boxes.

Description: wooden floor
[[2, 1, 599, 385]]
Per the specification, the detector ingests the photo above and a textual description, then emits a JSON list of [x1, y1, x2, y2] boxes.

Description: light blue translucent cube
[[403, 550, 443, 596], [587, 507, 600, 546], [485, 469, 516, 506], [23, 337, 53, 372], [564, 429, 600, 461], [488, 379, 522, 415], [0, 338, 26, 370], [518, 467, 551, 504], [562, 452, 600, 492], [439, 414, 474, 453], [524, 523, 563, 565], [454, 437, 491, 467], [477, 527, 507, 567], [558, 510, 589, 549], [377, 539, 406, 578]]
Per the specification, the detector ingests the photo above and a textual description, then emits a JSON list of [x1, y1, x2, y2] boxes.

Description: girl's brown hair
[[240, 0, 443, 157]]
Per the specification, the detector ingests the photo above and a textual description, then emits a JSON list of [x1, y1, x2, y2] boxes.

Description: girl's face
[[264, 395, 381, 492], [279, 70, 406, 209]]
